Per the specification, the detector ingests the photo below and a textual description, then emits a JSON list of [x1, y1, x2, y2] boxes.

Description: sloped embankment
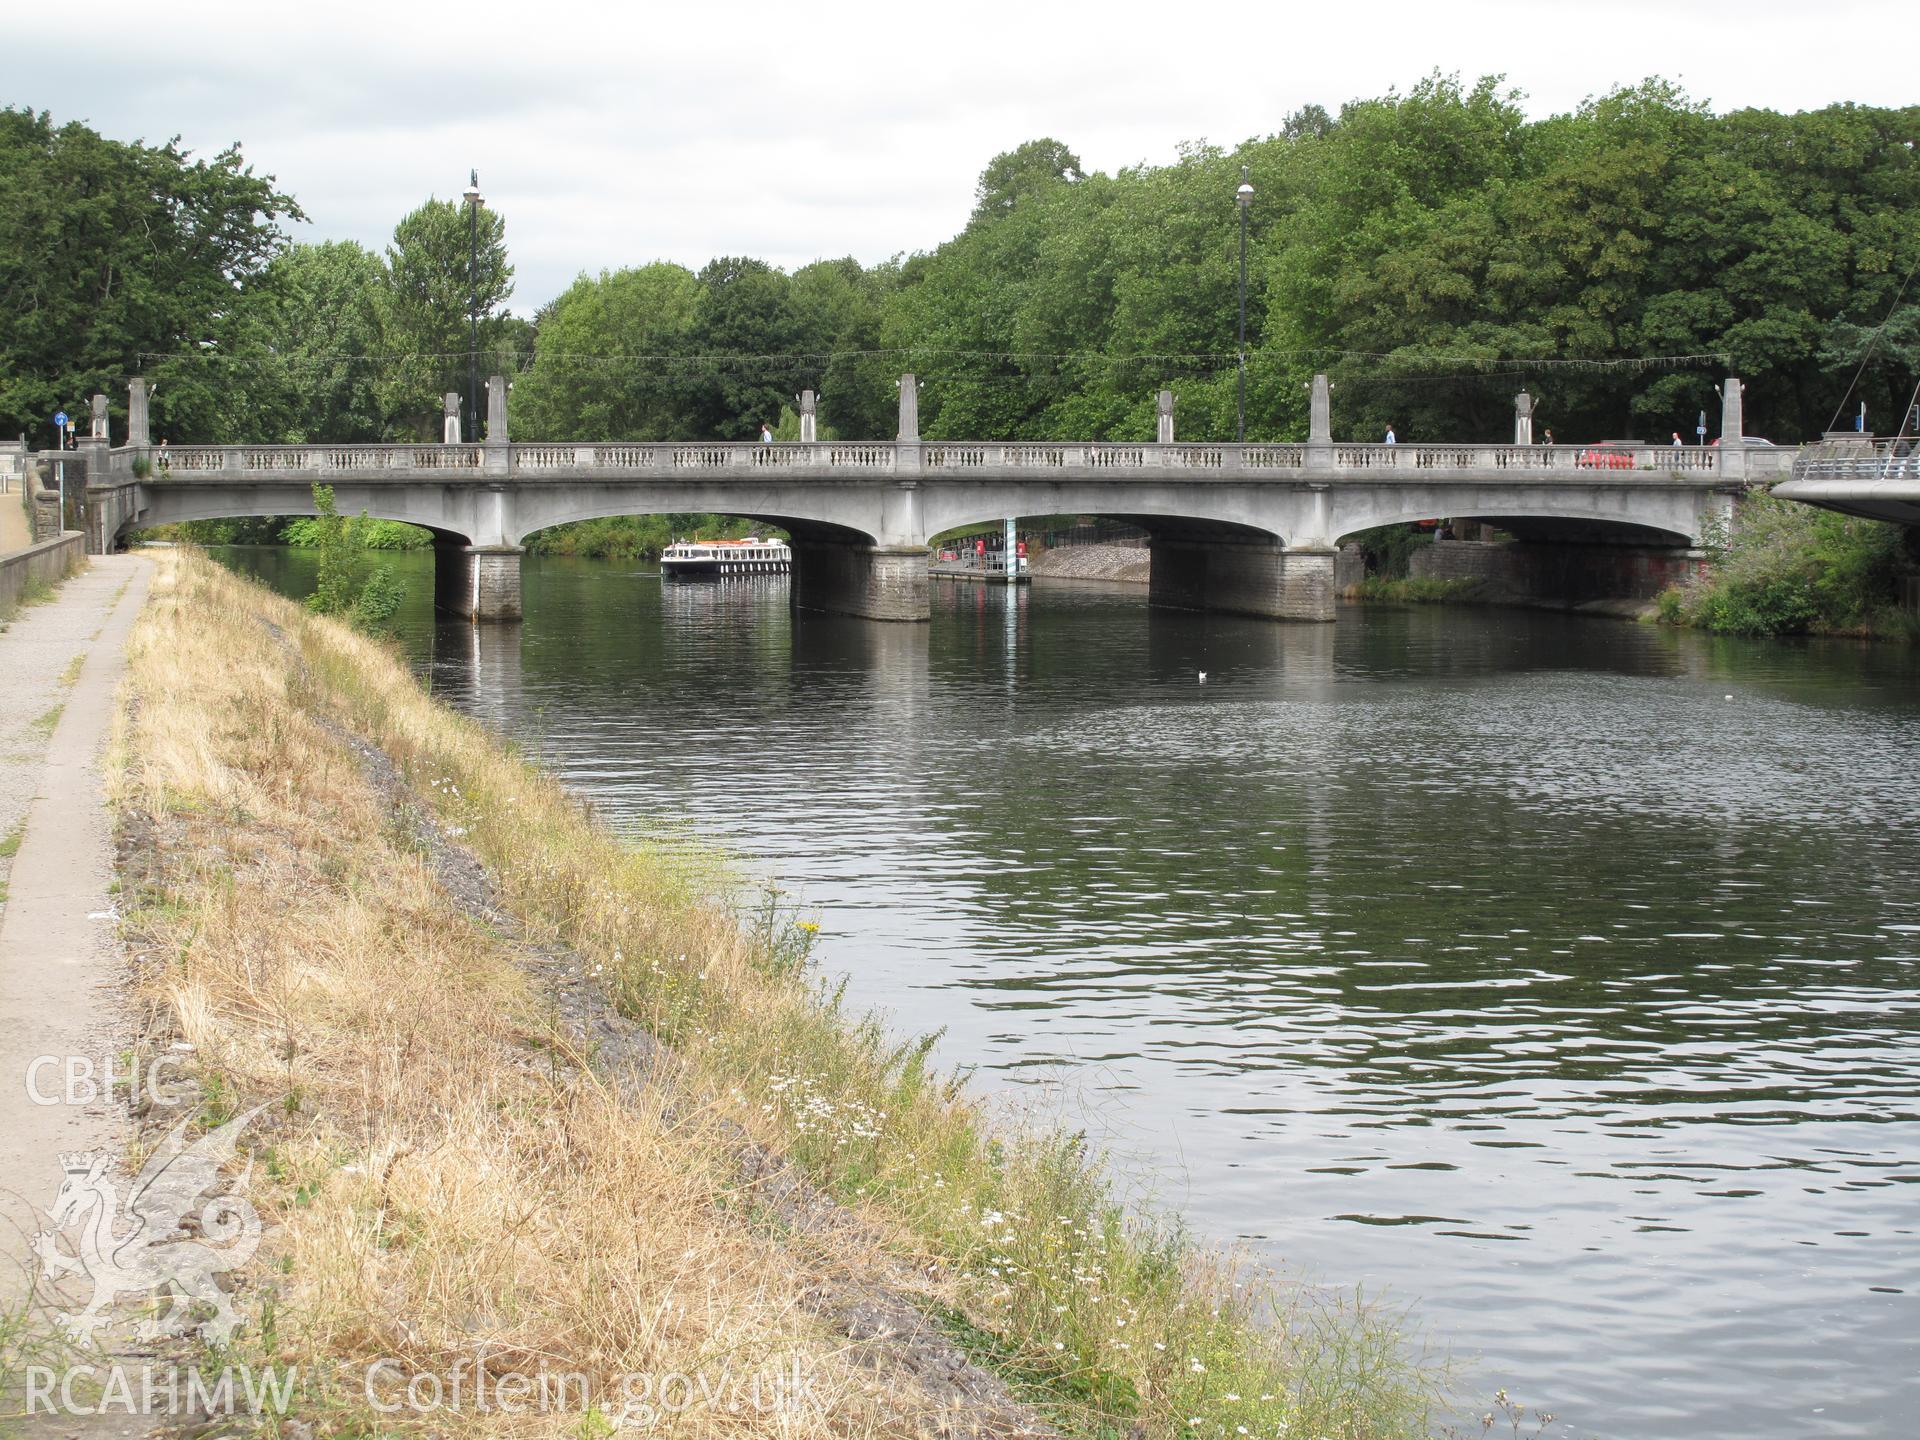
[[112, 552, 1434, 1438], [1028, 546, 1151, 585]]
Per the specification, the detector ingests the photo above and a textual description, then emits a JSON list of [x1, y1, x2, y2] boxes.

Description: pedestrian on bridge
[[760, 422, 773, 443], [1384, 425, 1397, 445]]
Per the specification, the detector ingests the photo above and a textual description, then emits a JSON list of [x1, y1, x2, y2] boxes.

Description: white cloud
[[11, 0, 1909, 312]]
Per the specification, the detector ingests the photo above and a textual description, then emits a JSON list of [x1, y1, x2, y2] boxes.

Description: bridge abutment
[[790, 541, 930, 621], [1410, 538, 1706, 609], [435, 542, 524, 621], [1148, 539, 1336, 621]]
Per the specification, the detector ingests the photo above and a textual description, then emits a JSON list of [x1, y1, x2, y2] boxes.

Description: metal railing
[[1790, 438, 1920, 482]]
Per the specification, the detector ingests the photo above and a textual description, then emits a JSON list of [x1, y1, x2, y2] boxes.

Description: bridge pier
[[1148, 538, 1336, 621], [789, 541, 930, 621], [435, 541, 524, 621]]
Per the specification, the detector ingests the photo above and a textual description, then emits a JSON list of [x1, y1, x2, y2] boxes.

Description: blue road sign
[[53, 410, 68, 429]]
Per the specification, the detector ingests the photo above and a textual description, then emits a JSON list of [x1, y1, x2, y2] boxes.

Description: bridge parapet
[[151, 444, 486, 475], [107, 437, 1779, 486]]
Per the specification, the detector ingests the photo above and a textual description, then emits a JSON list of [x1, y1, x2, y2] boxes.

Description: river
[[223, 547, 1920, 1439]]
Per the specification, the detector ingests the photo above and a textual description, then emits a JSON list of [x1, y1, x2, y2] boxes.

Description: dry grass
[[114, 554, 945, 1437], [114, 551, 1440, 1439]]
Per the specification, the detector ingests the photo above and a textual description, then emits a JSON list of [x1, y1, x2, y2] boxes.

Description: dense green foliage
[[510, 255, 894, 442], [524, 514, 767, 560], [1657, 492, 1917, 637], [280, 517, 433, 550], [0, 107, 516, 446], [0, 109, 300, 444], [303, 485, 406, 626]]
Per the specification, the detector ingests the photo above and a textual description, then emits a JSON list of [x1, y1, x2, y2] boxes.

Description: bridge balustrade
[[148, 444, 487, 475], [514, 444, 602, 471], [102, 438, 1784, 486], [823, 444, 894, 470], [924, 445, 987, 469]]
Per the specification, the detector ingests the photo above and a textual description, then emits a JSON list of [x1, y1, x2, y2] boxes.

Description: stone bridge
[[62, 374, 1792, 622]]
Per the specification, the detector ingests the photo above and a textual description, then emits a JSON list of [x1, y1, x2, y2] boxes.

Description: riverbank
[[94, 552, 1436, 1438], [1654, 490, 1919, 640]]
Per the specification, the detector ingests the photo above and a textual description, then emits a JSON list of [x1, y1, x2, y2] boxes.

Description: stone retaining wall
[[1410, 538, 1706, 605], [0, 532, 85, 619], [1029, 544, 1151, 585]]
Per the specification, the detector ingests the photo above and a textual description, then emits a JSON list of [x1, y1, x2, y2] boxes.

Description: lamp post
[[1235, 166, 1253, 443], [463, 170, 483, 440]]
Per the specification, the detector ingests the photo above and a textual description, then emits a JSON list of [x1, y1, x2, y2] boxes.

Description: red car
[[1575, 440, 1642, 470]]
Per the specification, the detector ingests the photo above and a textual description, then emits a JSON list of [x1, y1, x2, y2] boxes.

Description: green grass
[[57, 653, 83, 685], [0, 823, 22, 859], [30, 702, 63, 735], [0, 575, 56, 627]]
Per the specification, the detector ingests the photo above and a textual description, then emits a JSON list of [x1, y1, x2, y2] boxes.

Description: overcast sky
[[12, 0, 1910, 314]]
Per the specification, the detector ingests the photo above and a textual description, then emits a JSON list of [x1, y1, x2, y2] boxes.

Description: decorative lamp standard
[[463, 170, 483, 440], [1235, 167, 1253, 443]]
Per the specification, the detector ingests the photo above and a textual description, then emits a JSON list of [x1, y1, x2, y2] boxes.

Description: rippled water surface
[[229, 549, 1920, 1438]]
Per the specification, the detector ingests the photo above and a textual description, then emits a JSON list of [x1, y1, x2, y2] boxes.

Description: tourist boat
[[660, 536, 792, 578]]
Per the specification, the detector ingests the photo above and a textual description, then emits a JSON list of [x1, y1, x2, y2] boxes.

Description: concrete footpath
[[0, 555, 152, 1338]]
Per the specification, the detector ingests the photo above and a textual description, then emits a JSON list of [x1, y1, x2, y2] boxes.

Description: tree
[[970, 139, 1085, 227], [791, 256, 898, 439], [0, 108, 301, 443], [379, 196, 514, 438], [680, 257, 803, 439], [511, 263, 701, 439], [241, 241, 389, 442], [304, 484, 404, 627]]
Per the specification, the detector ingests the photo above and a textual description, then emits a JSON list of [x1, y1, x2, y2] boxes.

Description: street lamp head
[[464, 168, 483, 208], [1236, 165, 1253, 209]]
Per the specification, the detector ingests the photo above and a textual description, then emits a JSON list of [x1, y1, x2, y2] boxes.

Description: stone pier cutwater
[[67, 372, 1804, 624], [433, 541, 526, 622]]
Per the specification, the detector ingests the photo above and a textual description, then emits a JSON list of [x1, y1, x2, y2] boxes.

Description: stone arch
[[923, 494, 1335, 621], [119, 485, 473, 546], [921, 488, 1292, 550], [507, 487, 886, 550], [1330, 491, 1709, 548]]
